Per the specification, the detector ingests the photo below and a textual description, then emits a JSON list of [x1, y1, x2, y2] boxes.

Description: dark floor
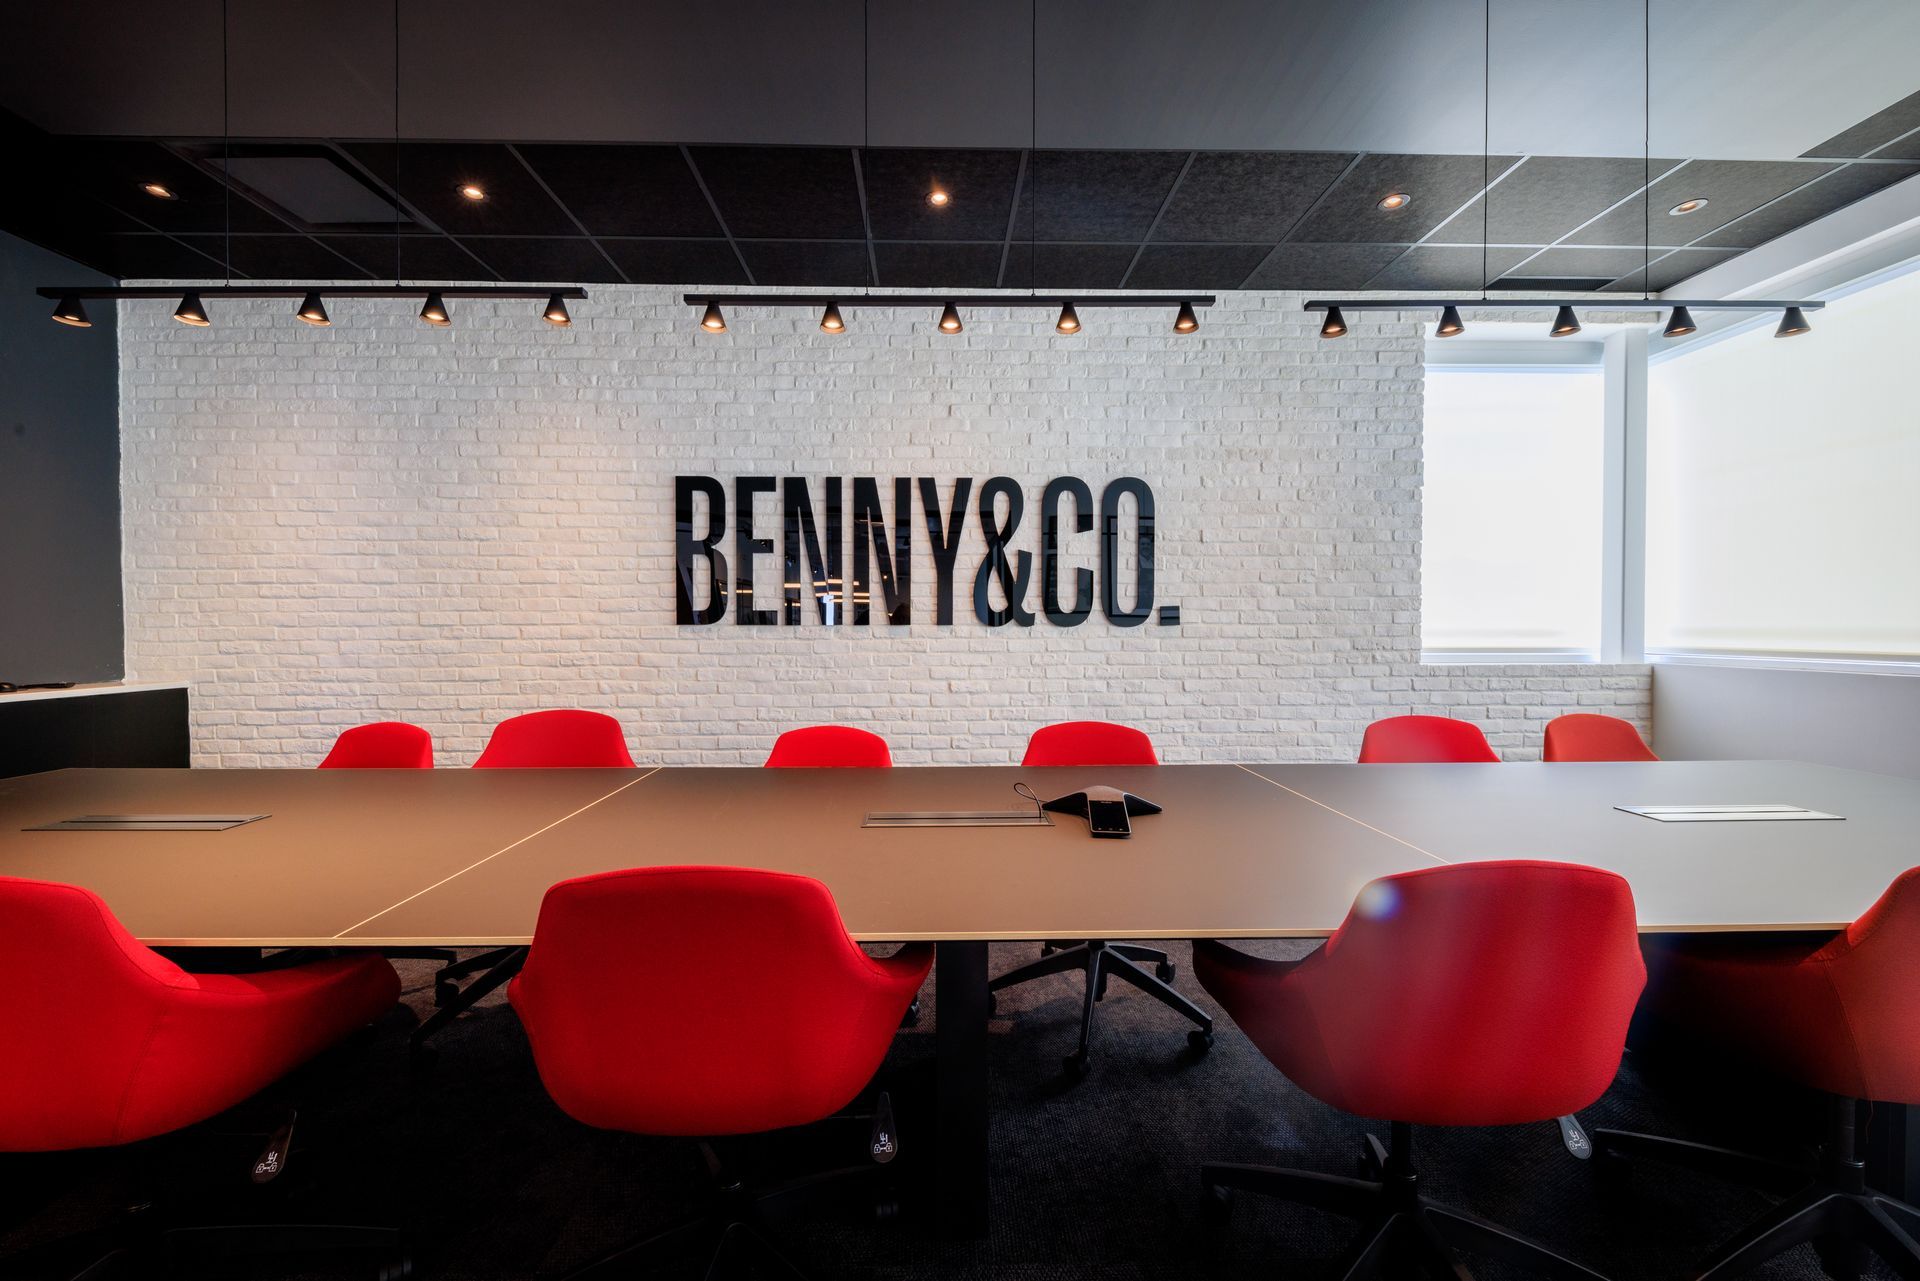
[[2, 941, 1905, 1280]]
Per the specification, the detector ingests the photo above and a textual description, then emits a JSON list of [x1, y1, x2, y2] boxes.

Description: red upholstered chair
[[509, 866, 930, 1278], [765, 725, 893, 768], [1358, 713, 1501, 763], [1542, 713, 1659, 762], [0, 877, 402, 1271], [472, 709, 634, 768], [1593, 867, 1920, 1278], [317, 720, 434, 769], [991, 721, 1212, 1078], [1196, 860, 1643, 1280]]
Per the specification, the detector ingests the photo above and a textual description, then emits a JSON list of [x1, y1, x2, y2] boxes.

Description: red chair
[[1358, 713, 1501, 763], [1196, 861, 1643, 1279], [0, 877, 402, 1272], [1543, 713, 1658, 762], [472, 709, 634, 768], [317, 720, 434, 768], [765, 725, 892, 768], [1594, 868, 1920, 1278], [509, 866, 930, 1277], [991, 722, 1212, 1078]]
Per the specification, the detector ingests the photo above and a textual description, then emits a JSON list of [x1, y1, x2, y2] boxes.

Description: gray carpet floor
[[1, 942, 1904, 1280]]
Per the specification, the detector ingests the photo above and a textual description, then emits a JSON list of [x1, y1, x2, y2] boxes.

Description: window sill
[[1649, 651, 1920, 678], [1419, 650, 1605, 666]]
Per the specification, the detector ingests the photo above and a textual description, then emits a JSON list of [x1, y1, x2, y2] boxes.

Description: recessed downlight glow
[[1668, 198, 1709, 216], [140, 182, 178, 200], [926, 186, 951, 208], [1377, 192, 1412, 211], [457, 183, 487, 202]]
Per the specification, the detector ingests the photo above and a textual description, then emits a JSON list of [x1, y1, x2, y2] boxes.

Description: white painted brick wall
[[117, 286, 1649, 767]]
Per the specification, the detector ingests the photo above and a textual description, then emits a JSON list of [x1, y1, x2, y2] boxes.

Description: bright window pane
[[1421, 367, 1605, 653], [1646, 268, 1920, 658]]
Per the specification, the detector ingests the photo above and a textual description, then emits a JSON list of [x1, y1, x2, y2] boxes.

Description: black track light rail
[[683, 294, 1215, 310], [37, 286, 589, 302], [1302, 297, 1823, 314]]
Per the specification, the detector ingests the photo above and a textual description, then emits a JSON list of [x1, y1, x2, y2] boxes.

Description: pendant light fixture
[[1661, 304, 1696, 338], [1775, 306, 1812, 338], [1549, 305, 1582, 337], [699, 301, 727, 332], [51, 295, 91, 327], [1055, 301, 1080, 334], [296, 292, 331, 326], [1319, 305, 1348, 339], [543, 293, 572, 326], [938, 302, 964, 334], [1173, 300, 1199, 334], [174, 292, 211, 326], [419, 292, 451, 327], [819, 301, 846, 333], [1435, 305, 1465, 338]]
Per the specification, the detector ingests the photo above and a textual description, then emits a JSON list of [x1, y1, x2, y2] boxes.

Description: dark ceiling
[[3, 94, 1917, 294]]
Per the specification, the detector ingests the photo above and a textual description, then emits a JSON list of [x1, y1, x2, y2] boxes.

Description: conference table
[[4, 758, 1918, 1238]]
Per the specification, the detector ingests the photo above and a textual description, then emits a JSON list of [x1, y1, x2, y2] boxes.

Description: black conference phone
[[1041, 785, 1162, 839]]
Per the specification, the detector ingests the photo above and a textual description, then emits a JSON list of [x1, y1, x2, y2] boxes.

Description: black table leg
[[934, 940, 989, 1239]]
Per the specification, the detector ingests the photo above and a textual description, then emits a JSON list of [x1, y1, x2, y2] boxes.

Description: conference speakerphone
[[26, 814, 270, 832], [1615, 804, 1843, 823]]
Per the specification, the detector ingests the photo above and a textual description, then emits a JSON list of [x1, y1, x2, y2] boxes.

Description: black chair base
[[1203, 1122, 1607, 1281], [1593, 1094, 1920, 1280], [409, 947, 526, 1055], [14, 1222, 410, 1281], [990, 940, 1212, 1077]]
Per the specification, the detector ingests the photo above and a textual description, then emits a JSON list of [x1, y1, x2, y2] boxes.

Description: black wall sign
[[674, 475, 1176, 629]]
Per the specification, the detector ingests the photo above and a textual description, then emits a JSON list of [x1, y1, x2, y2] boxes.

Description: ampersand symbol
[[973, 476, 1035, 627]]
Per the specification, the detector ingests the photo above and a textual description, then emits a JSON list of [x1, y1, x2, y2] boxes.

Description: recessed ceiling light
[[140, 182, 178, 200], [457, 183, 487, 202], [926, 186, 951, 208], [1668, 197, 1709, 216], [1377, 192, 1412, 211]]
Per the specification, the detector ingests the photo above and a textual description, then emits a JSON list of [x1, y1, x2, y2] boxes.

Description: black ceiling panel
[[688, 146, 864, 240], [1636, 248, 1742, 292], [177, 234, 373, 279], [1696, 162, 1920, 249], [862, 148, 1020, 241], [1288, 154, 1521, 244], [514, 144, 719, 238], [1575, 159, 1836, 246], [600, 239, 746, 285], [1240, 242, 1406, 290], [94, 233, 234, 279], [1124, 243, 1272, 289], [1151, 151, 1352, 243], [1360, 245, 1532, 290], [320, 234, 496, 281], [736, 239, 870, 286], [75, 141, 295, 235], [874, 242, 1004, 288], [458, 237, 624, 283], [1803, 90, 1920, 158], [1021, 151, 1188, 242], [1876, 133, 1920, 162], [1000, 242, 1137, 290], [1506, 246, 1661, 282], [343, 142, 577, 236], [1429, 156, 1678, 246]]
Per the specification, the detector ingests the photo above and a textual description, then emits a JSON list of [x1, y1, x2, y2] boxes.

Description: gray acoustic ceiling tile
[[1697, 162, 1920, 248], [1804, 90, 1920, 158], [1021, 151, 1189, 242], [874, 241, 1004, 288], [1125, 243, 1274, 289], [1152, 151, 1354, 243], [1241, 243, 1407, 290], [862, 149, 1020, 241], [458, 237, 625, 283], [600, 239, 746, 284], [178, 234, 374, 280], [999, 242, 1137, 290], [1876, 134, 1920, 162], [1633, 248, 1743, 292], [515, 145, 719, 238], [343, 142, 578, 237], [1361, 245, 1533, 290], [93, 234, 230, 279], [1575, 159, 1837, 247], [1506, 246, 1663, 282], [688, 147, 864, 240], [1430, 156, 1678, 246], [736, 239, 869, 286], [1289, 153, 1522, 244], [322, 235, 496, 281]]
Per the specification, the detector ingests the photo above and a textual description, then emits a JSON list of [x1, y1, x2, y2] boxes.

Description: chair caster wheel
[[985, 991, 997, 1016], [377, 1249, 413, 1280], [1156, 960, 1177, 983], [1187, 1029, 1214, 1053], [1041, 943, 1056, 956], [432, 982, 458, 1008], [1201, 1184, 1233, 1224], [901, 997, 920, 1028], [873, 1198, 901, 1223], [1062, 1051, 1089, 1080]]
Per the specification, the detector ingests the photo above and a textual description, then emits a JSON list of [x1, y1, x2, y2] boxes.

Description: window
[[1421, 366, 1607, 658], [1646, 267, 1920, 661]]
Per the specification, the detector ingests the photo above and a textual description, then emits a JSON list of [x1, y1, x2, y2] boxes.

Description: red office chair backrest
[[1022, 721, 1159, 767], [1542, 713, 1658, 762], [765, 725, 893, 768], [1284, 861, 1642, 1125], [509, 867, 930, 1136], [317, 721, 434, 769], [1358, 714, 1500, 763], [473, 710, 634, 768]]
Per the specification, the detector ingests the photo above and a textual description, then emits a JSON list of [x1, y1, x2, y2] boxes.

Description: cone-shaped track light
[[1319, 305, 1347, 338], [699, 301, 727, 332], [543, 294, 572, 326], [938, 302, 963, 333], [1055, 301, 1080, 335], [419, 292, 451, 327], [1775, 306, 1811, 338], [173, 292, 210, 327], [296, 292, 330, 326], [1434, 305, 1465, 338], [1173, 301, 1199, 333], [1661, 305, 1696, 338], [1549, 305, 1581, 337], [51, 295, 91, 327], [819, 301, 845, 333]]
